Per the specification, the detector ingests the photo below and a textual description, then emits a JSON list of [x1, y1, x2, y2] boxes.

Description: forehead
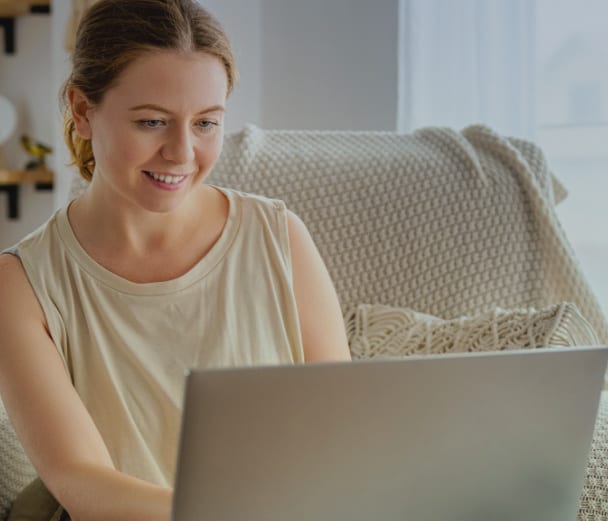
[[105, 51, 228, 111]]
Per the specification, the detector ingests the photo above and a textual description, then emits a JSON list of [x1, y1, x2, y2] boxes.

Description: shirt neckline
[[55, 184, 240, 296]]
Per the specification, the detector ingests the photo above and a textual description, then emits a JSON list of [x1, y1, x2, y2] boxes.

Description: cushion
[[344, 301, 599, 360], [6, 478, 66, 521]]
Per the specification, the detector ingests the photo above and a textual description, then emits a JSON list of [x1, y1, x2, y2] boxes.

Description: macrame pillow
[[344, 301, 599, 360]]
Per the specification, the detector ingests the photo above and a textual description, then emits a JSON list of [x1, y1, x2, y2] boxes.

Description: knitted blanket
[[208, 124, 607, 342]]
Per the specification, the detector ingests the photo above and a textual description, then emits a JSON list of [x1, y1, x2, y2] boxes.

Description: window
[[399, 0, 608, 315], [536, 0, 608, 316]]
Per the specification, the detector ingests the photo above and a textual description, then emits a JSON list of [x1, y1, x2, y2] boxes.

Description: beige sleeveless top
[[7, 186, 305, 487]]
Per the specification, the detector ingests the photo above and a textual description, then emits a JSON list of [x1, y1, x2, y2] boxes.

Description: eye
[[196, 120, 219, 132], [137, 119, 165, 129]]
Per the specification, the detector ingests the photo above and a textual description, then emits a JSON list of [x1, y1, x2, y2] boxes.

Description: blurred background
[[0, 0, 606, 314]]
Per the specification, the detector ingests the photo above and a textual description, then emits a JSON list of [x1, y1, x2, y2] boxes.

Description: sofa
[[1, 123, 608, 519]]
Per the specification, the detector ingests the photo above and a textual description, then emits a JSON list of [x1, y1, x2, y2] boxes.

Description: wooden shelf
[[0, 0, 50, 17], [0, 167, 54, 219], [0, 166, 53, 185]]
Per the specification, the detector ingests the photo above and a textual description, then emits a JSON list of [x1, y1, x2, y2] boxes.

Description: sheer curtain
[[535, 0, 608, 319], [398, 0, 535, 137], [398, 0, 608, 315]]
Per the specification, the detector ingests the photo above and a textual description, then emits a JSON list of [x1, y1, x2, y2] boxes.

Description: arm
[[0, 254, 172, 521], [286, 211, 352, 363]]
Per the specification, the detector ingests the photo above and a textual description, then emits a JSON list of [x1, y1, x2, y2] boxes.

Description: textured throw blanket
[[210, 124, 608, 342]]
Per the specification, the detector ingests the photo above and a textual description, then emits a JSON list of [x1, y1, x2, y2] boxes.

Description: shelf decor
[[0, 93, 53, 219]]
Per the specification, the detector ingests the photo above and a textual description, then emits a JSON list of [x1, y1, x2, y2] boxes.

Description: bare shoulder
[[1, 251, 32, 287], [284, 210, 352, 362], [0, 252, 46, 326], [284, 208, 326, 270], [0, 250, 21, 271], [0, 252, 28, 295], [285, 208, 308, 239]]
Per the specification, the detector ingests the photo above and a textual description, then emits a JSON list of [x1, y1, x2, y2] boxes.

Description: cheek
[[93, 124, 157, 167], [198, 134, 224, 166], [121, 136, 156, 165]]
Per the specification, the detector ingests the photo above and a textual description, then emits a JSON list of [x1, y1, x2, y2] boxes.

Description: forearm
[[51, 463, 172, 521]]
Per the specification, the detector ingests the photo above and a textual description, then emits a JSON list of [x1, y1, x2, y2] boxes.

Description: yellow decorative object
[[20, 134, 52, 169]]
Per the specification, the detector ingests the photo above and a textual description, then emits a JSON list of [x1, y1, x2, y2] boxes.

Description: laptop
[[172, 346, 608, 521]]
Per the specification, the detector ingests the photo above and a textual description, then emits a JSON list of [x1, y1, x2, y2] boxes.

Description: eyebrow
[[128, 103, 225, 114]]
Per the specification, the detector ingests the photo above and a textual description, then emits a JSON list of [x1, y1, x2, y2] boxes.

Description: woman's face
[[77, 50, 228, 214]]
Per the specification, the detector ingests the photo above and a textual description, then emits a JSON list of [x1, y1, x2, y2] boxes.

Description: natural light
[[536, 0, 608, 317], [399, 0, 608, 316]]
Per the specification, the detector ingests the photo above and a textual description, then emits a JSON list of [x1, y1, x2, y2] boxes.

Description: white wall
[[202, 0, 263, 133], [205, 0, 401, 131], [50, 0, 74, 216], [207, 0, 400, 131], [0, 1, 401, 249], [260, 0, 399, 130]]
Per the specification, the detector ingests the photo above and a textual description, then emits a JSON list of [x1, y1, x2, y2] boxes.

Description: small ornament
[[20, 134, 52, 170]]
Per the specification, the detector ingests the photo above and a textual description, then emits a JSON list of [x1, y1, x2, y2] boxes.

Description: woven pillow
[[344, 301, 599, 360]]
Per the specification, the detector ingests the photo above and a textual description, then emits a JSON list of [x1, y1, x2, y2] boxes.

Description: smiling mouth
[[143, 171, 187, 185]]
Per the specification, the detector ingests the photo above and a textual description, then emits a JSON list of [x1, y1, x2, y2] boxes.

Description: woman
[[0, 1, 351, 519]]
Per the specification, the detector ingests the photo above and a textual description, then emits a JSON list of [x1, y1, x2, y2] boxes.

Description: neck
[[69, 178, 209, 257]]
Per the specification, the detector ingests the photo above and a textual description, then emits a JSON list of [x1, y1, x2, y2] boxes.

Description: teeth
[[146, 171, 185, 185]]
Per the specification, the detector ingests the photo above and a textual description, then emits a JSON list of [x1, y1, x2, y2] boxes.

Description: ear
[[68, 87, 94, 140]]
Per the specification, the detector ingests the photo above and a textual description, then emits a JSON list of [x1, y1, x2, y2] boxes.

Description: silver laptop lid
[[172, 346, 608, 521]]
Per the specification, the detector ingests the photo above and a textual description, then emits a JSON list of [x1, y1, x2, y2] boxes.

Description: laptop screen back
[[172, 346, 608, 521]]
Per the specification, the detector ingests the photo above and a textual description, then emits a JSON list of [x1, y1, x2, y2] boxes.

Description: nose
[[160, 124, 195, 165]]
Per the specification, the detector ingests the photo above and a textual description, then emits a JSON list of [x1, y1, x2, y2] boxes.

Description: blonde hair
[[62, 0, 238, 181]]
